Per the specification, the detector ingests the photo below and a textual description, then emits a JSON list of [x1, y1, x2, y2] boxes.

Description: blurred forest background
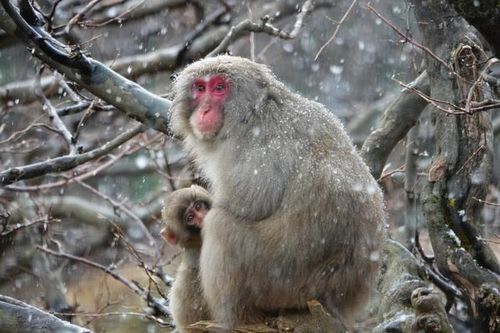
[[0, 0, 499, 333]]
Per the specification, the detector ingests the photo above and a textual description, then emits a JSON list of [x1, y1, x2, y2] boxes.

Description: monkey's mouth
[[192, 108, 223, 138]]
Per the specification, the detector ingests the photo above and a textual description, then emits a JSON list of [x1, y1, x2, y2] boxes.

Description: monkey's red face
[[190, 75, 229, 138]]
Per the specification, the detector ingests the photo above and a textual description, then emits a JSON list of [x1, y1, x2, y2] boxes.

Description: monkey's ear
[[160, 227, 177, 245]]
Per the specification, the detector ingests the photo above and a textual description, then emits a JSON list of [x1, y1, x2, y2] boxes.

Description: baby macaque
[[161, 185, 211, 333], [171, 55, 385, 330]]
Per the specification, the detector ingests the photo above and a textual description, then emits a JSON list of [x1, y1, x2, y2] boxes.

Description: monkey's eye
[[214, 83, 226, 92], [194, 84, 205, 92], [194, 201, 203, 211]]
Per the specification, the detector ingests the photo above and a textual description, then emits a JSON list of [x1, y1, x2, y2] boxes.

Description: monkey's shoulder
[[283, 95, 351, 142]]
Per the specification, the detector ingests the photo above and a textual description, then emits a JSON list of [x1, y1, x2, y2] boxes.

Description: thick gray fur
[[171, 55, 385, 329]]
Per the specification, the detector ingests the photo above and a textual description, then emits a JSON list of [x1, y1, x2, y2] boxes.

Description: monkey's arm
[[219, 158, 286, 222], [219, 93, 290, 222]]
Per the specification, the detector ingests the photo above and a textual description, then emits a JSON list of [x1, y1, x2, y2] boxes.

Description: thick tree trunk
[[413, 1, 500, 332]]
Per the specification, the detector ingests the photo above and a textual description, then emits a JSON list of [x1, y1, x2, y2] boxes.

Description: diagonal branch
[[0, 294, 93, 333], [37, 246, 172, 318], [366, 3, 452, 73], [0, 123, 145, 186], [0, 1, 172, 134], [34, 70, 78, 154], [1, 0, 92, 72], [361, 71, 430, 179], [314, 0, 357, 61], [208, 0, 314, 57]]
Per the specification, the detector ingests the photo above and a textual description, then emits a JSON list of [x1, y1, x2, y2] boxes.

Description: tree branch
[[208, 0, 314, 57], [361, 71, 430, 179], [0, 123, 144, 186], [0, 2, 172, 134], [413, 1, 500, 330], [37, 246, 172, 318], [0, 294, 93, 333]]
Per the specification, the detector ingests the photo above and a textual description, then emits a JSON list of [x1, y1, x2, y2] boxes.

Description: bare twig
[[176, 5, 229, 65], [378, 164, 405, 182], [286, 0, 313, 38], [109, 221, 170, 298], [51, 310, 172, 327], [64, 0, 102, 35], [57, 102, 115, 117], [74, 179, 157, 249], [392, 76, 500, 114], [462, 56, 498, 113], [4, 132, 163, 192], [162, 151, 177, 192], [37, 246, 172, 317], [247, 4, 255, 61], [46, 0, 63, 32], [455, 145, 486, 175], [0, 217, 60, 236], [0, 123, 145, 186], [472, 197, 500, 207], [0, 121, 60, 145], [314, 0, 357, 61], [208, 0, 313, 57], [366, 3, 452, 72], [54, 72, 82, 102], [34, 69, 77, 154], [72, 102, 95, 142], [84, 1, 145, 27], [76, 0, 186, 27]]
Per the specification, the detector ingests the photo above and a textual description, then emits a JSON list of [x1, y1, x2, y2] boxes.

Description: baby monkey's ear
[[160, 227, 177, 245]]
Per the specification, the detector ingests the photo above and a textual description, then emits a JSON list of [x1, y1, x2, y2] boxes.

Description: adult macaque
[[161, 185, 211, 333], [171, 55, 385, 330]]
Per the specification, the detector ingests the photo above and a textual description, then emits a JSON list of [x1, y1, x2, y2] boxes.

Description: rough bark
[[413, 1, 500, 331], [446, 0, 500, 56], [374, 240, 453, 333]]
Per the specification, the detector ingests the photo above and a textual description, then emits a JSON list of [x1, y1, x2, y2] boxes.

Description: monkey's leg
[[200, 272, 242, 330], [199, 213, 269, 329], [199, 220, 240, 329]]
